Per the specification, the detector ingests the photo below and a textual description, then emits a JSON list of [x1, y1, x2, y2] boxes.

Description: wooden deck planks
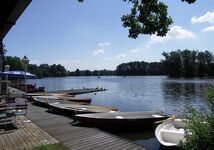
[[27, 103, 146, 150], [0, 116, 58, 150]]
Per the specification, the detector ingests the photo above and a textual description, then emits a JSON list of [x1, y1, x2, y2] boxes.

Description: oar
[[155, 115, 176, 124]]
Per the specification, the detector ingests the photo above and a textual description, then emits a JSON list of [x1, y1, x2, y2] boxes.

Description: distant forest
[[3, 49, 214, 78], [162, 50, 214, 77]]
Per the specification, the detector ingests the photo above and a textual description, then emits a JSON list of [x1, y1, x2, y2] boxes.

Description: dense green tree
[[38, 64, 51, 77], [147, 62, 166, 75], [181, 49, 197, 77], [4, 56, 69, 78], [116, 61, 165, 75], [92, 70, 98, 76], [80, 70, 92, 76], [78, 0, 196, 38], [197, 52, 207, 77], [74, 69, 81, 76], [162, 50, 214, 77], [5, 56, 23, 71], [204, 51, 214, 76], [69, 69, 115, 76], [162, 51, 182, 77]]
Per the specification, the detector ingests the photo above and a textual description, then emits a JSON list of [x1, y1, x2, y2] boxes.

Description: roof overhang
[[0, 0, 32, 41]]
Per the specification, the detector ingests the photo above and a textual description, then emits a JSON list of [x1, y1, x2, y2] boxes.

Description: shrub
[[182, 87, 214, 149]]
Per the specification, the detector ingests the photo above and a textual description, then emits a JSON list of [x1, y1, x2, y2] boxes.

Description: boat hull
[[48, 102, 118, 118], [76, 111, 168, 130]]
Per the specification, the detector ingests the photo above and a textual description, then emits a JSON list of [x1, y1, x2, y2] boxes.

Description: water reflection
[[161, 78, 212, 115]]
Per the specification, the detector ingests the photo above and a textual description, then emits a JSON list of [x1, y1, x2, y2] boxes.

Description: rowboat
[[32, 96, 61, 107], [49, 102, 118, 117], [155, 118, 187, 147], [76, 111, 168, 129], [32, 95, 91, 107], [57, 96, 92, 104]]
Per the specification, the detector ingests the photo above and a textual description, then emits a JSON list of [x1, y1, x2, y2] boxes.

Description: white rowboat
[[155, 119, 186, 147]]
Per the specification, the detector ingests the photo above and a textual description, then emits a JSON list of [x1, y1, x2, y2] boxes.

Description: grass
[[33, 143, 70, 150]]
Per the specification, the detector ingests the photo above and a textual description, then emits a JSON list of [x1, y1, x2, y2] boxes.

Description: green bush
[[182, 87, 214, 149]]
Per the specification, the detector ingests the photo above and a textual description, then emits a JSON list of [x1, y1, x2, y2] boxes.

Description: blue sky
[[4, 0, 214, 71]]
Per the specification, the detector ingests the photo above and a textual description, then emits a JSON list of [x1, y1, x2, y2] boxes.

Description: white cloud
[[148, 25, 196, 45], [191, 11, 214, 24], [129, 48, 140, 53], [115, 53, 127, 58], [93, 49, 105, 55], [98, 42, 111, 47], [202, 25, 214, 32]]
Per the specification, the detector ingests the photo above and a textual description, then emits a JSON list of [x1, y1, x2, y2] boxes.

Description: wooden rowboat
[[76, 111, 168, 129], [155, 118, 187, 147], [32, 95, 91, 106], [32, 96, 61, 107], [57, 96, 92, 104], [49, 102, 118, 117]]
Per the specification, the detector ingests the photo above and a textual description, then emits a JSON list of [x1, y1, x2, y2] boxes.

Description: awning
[[0, 71, 37, 79]]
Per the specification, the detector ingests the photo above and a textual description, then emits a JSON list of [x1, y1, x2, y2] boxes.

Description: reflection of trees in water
[[162, 81, 209, 101], [162, 80, 210, 114]]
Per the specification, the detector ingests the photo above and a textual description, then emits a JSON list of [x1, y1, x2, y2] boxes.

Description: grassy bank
[[33, 143, 69, 150]]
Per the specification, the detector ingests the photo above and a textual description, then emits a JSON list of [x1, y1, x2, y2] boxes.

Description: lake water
[[27, 76, 214, 149], [28, 76, 213, 114]]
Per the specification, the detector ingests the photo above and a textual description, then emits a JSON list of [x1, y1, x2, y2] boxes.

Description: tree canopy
[[162, 50, 214, 77], [78, 0, 196, 38]]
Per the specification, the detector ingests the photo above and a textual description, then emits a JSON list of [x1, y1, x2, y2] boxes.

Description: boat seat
[[161, 128, 185, 144]]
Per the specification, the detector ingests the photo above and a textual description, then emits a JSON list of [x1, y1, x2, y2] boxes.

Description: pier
[[45, 87, 107, 95], [27, 103, 146, 150], [0, 116, 58, 150]]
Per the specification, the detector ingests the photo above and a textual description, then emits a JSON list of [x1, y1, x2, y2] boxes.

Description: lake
[[28, 76, 213, 114], [27, 76, 214, 149]]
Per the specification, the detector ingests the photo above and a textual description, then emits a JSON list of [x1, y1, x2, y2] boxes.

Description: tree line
[[116, 61, 166, 75], [3, 56, 115, 78], [69, 69, 115, 76], [162, 49, 214, 77], [4, 56, 68, 78], [4, 50, 214, 78]]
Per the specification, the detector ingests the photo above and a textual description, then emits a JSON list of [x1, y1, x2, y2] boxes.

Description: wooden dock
[[27, 103, 147, 150], [0, 116, 58, 150], [42, 87, 106, 95]]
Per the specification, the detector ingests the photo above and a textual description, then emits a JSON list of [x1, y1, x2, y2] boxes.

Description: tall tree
[[197, 52, 207, 77], [5, 56, 23, 71], [162, 50, 182, 77], [181, 49, 197, 77], [204, 51, 214, 75]]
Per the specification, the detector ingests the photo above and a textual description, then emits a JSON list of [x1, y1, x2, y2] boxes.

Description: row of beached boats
[[28, 93, 187, 149]]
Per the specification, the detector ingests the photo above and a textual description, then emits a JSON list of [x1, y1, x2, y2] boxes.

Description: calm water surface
[[28, 76, 213, 114], [28, 76, 214, 149]]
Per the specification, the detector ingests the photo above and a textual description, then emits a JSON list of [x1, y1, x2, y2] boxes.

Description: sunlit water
[[27, 76, 214, 149]]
